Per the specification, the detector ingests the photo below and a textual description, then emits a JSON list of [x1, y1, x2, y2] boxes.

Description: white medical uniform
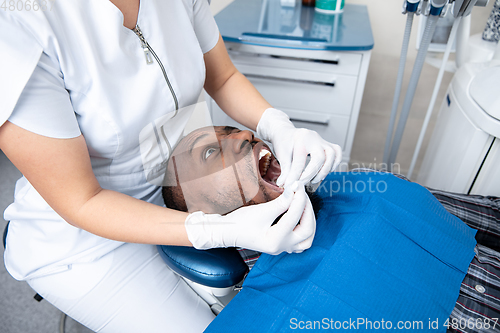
[[0, 0, 219, 331]]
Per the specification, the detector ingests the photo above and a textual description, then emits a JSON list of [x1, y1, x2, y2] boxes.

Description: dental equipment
[[408, 0, 490, 178], [407, 15, 462, 178], [385, 0, 448, 169], [416, 31, 500, 196], [384, 0, 489, 173], [383, 0, 420, 166]]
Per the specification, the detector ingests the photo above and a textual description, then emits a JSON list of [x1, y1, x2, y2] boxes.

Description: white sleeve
[[192, 0, 220, 54], [7, 52, 81, 139], [0, 14, 43, 128]]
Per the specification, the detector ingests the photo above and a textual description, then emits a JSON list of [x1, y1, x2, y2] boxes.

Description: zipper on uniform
[[133, 25, 179, 113], [133, 26, 154, 64]]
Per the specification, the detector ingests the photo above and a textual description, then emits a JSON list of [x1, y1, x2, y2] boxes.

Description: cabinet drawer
[[227, 43, 362, 76], [279, 107, 349, 148], [210, 101, 349, 150], [242, 73, 356, 117]]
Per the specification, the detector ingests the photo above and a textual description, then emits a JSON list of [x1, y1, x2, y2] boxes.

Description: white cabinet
[[209, 42, 371, 167]]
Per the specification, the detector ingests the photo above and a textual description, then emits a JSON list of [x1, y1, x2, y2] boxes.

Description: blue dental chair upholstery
[[2, 221, 8, 249], [157, 245, 248, 288]]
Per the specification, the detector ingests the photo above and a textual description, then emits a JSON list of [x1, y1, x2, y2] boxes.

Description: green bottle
[[315, 0, 345, 13]]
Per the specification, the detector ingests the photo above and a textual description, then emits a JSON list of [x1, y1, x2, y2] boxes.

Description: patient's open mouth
[[254, 143, 282, 191]]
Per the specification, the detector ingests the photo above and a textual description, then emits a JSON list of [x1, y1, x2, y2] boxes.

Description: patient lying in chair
[[162, 126, 500, 333]]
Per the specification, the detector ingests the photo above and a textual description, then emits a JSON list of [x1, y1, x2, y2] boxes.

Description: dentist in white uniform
[[0, 0, 341, 331]]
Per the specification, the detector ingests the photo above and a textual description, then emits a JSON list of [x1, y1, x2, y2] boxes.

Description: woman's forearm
[[74, 189, 191, 246], [0, 121, 191, 247]]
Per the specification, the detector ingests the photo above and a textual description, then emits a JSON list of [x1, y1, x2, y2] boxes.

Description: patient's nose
[[228, 130, 254, 154]]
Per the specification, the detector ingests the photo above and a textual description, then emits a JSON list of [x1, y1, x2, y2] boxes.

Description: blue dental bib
[[206, 172, 477, 332]]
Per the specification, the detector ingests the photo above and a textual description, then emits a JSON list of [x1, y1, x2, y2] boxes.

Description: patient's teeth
[[259, 148, 271, 160], [259, 148, 273, 177]]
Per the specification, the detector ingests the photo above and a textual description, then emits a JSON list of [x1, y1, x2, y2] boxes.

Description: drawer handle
[[245, 73, 335, 87], [228, 49, 340, 65], [241, 32, 328, 43], [290, 116, 329, 125], [284, 110, 330, 125], [269, 55, 340, 65]]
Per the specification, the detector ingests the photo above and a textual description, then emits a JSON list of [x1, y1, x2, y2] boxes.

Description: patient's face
[[164, 126, 283, 214]]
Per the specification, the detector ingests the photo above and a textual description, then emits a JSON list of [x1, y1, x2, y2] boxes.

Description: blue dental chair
[[157, 245, 249, 314]]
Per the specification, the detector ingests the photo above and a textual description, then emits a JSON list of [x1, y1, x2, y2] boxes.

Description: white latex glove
[[257, 108, 343, 187], [185, 182, 315, 255]]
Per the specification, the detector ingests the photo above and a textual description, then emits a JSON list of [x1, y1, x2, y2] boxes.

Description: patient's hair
[[162, 181, 188, 212], [162, 183, 323, 218]]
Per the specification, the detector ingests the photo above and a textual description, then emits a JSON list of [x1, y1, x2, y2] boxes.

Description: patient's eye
[[204, 147, 217, 160]]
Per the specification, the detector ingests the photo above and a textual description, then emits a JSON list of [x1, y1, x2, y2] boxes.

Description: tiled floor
[[1, 0, 496, 332]]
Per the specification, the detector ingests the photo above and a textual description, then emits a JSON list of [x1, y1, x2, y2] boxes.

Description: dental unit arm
[[384, 0, 489, 174], [453, 0, 489, 17]]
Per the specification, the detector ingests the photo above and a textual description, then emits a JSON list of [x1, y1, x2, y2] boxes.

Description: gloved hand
[[185, 182, 315, 255], [257, 108, 343, 187]]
